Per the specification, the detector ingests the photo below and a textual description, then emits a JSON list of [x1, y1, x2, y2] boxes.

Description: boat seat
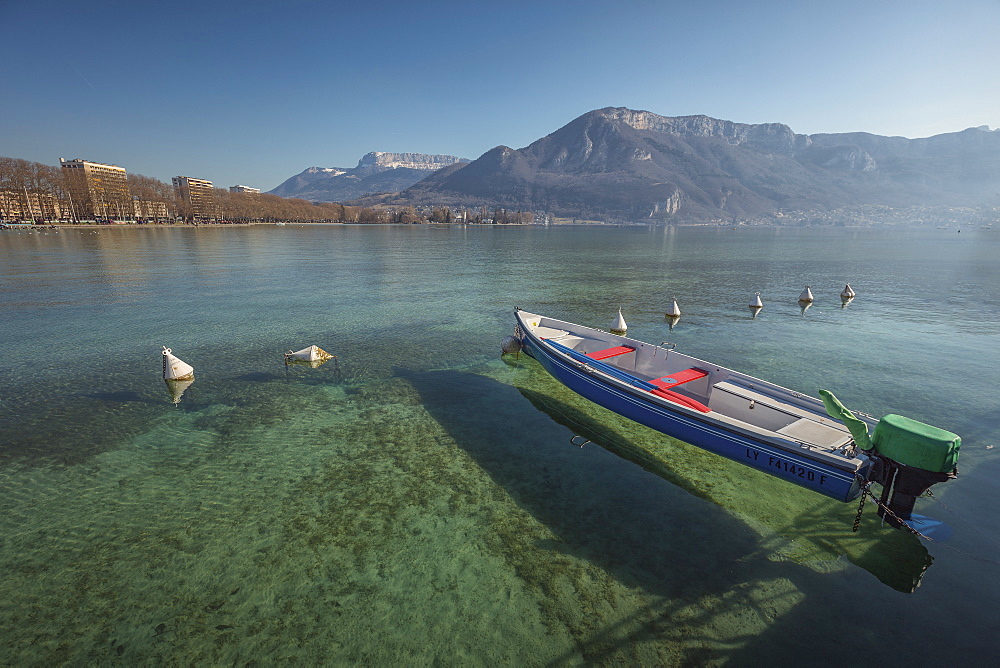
[[584, 345, 636, 360], [777, 418, 852, 449], [535, 326, 572, 339], [544, 338, 712, 413], [649, 367, 708, 389]]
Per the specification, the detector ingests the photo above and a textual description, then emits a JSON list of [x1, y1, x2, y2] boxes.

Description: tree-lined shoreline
[[1, 156, 516, 225]]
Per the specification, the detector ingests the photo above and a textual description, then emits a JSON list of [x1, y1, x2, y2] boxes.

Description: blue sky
[[3, 0, 998, 191]]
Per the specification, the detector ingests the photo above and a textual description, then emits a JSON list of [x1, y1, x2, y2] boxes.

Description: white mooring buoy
[[750, 292, 763, 309], [162, 347, 194, 381], [610, 308, 627, 335], [284, 345, 334, 364], [841, 283, 856, 299], [798, 286, 814, 303], [666, 298, 681, 318]]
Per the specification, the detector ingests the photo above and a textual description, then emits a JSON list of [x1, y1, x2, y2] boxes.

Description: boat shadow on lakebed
[[400, 366, 932, 599]]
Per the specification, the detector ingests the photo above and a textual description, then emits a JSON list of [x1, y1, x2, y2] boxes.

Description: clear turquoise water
[[1, 224, 998, 664]]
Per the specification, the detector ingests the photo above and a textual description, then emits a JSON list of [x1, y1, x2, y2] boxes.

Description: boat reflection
[[510, 364, 932, 594]]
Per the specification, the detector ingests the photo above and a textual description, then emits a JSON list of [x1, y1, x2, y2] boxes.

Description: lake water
[[1, 224, 998, 664]]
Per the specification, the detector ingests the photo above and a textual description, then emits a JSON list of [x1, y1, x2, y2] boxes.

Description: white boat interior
[[519, 310, 868, 471]]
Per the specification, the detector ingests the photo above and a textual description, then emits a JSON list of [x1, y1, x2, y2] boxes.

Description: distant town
[[0, 154, 541, 227], [0, 155, 346, 225], [1, 154, 996, 229]]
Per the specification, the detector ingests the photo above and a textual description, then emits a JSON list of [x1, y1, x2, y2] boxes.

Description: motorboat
[[511, 309, 960, 523]]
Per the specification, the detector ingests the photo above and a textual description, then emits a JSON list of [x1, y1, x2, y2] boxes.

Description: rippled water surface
[[1, 224, 998, 664]]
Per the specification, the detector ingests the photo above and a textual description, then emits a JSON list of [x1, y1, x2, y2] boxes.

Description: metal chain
[[854, 475, 934, 541], [852, 490, 866, 532]]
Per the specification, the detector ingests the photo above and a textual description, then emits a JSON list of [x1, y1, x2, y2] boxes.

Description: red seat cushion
[[585, 345, 636, 360], [649, 367, 708, 389]]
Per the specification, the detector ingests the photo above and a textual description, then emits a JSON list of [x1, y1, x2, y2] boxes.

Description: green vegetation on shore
[[1, 156, 528, 226]]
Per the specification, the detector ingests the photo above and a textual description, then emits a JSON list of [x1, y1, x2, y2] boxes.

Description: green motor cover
[[872, 414, 961, 473]]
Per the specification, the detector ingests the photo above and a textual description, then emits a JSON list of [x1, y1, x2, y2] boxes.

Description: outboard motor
[[820, 390, 961, 529], [866, 414, 960, 527]]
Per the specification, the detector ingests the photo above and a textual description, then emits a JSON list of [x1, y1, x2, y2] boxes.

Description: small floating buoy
[[284, 345, 334, 364], [666, 314, 680, 330], [500, 335, 521, 356], [798, 286, 814, 303], [666, 298, 681, 318], [841, 283, 856, 299], [750, 292, 763, 309], [610, 308, 627, 335], [162, 347, 194, 381]]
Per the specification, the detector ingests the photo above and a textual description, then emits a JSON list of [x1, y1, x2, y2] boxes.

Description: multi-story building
[[0, 190, 63, 221], [172, 176, 215, 219], [59, 158, 132, 221], [133, 198, 169, 221], [229, 185, 260, 194]]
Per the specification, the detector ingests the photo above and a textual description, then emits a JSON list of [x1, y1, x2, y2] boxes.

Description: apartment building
[[172, 176, 216, 219], [0, 190, 63, 221], [60, 158, 132, 221], [133, 198, 169, 221], [229, 185, 260, 194]]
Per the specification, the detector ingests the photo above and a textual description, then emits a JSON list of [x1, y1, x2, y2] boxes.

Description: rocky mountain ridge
[[356, 152, 464, 172], [384, 107, 1000, 222], [269, 152, 468, 201]]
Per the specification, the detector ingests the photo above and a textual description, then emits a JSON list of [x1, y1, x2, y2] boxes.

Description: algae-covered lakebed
[[1, 224, 998, 664]]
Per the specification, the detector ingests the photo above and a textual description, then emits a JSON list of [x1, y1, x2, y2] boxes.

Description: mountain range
[[274, 108, 1000, 222], [269, 152, 468, 202]]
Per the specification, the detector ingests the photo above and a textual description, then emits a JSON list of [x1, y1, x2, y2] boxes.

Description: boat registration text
[[745, 448, 828, 486]]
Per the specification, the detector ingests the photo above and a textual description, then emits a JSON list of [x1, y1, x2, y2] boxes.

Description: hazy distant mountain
[[269, 152, 469, 201], [385, 107, 1000, 221]]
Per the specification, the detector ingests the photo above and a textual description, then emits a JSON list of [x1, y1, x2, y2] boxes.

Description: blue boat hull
[[519, 329, 864, 502]]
